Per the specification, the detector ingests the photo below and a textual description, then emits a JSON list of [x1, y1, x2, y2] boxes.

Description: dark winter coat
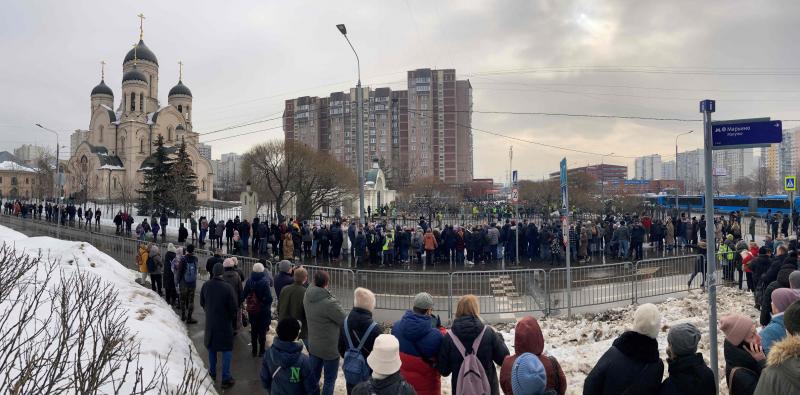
[[163, 251, 176, 289], [178, 225, 188, 242], [351, 372, 417, 395], [303, 285, 346, 360], [724, 339, 765, 395], [274, 271, 294, 302], [500, 317, 566, 395], [437, 315, 509, 395], [261, 339, 319, 395], [205, 254, 224, 276], [225, 220, 235, 237], [392, 310, 444, 395], [243, 271, 273, 326], [754, 334, 800, 395], [200, 276, 238, 351], [222, 267, 244, 304], [338, 307, 383, 363], [760, 264, 794, 326], [658, 353, 716, 395], [750, 255, 772, 289], [583, 331, 664, 395], [762, 254, 789, 287], [278, 283, 308, 340]]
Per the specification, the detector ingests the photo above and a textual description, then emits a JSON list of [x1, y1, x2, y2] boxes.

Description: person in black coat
[[163, 244, 178, 306], [584, 304, 664, 395], [760, 264, 795, 326], [338, 288, 383, 394], [200, 263, 238, 389], [243, 262, 273, 357], [437, 295, 509, 395], [659, 323, 716, 395], [720, 313, 765, 395], [205, 249, 224, 278], [762, 247, 788, 287], [178, 223, 188, 243]]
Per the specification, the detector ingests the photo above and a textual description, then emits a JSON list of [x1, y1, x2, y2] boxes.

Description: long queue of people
[[194, 256, 800, 395], [3, 199, 102, 229]]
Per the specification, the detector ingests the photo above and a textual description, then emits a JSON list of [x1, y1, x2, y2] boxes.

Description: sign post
[[560, 158, 571, 318], [786, 176, 796, 234], [512, 170, 519, 265], [702, 99, 783, 390]]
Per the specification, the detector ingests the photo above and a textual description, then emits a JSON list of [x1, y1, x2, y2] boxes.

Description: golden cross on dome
[[137, 13, 146, 40], [100, 60, 106, 80], [178, 61, 183, 81]]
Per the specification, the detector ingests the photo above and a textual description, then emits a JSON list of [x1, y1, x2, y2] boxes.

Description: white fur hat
[[632, 303, 662, 339]]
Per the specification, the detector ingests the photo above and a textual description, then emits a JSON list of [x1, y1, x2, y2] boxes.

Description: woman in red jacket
[[742, 241, 759, 293], [500, 316, 567, 395]]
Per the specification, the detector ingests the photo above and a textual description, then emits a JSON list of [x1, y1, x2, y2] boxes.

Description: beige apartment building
[[283, 68, 472, 186]]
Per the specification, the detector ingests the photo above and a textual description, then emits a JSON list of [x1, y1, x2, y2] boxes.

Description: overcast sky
[[2, 0, 800, 181]]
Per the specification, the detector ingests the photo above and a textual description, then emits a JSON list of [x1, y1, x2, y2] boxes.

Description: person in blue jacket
[[760, 288, 800, 355], [261, 318, 319, 395]]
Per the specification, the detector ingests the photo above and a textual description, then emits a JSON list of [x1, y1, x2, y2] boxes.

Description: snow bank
[[498, 287, 757, 395], [0, 225, 214, 394]]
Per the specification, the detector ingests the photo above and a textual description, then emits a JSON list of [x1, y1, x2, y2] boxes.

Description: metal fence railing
[[0, 213, 715, 323]]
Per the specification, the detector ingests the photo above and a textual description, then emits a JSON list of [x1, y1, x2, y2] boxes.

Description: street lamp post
[[36, 123, 61, 238], [336, 24, 367, 227], [600, 152, 614, 206], [675, 131, 694, 216]]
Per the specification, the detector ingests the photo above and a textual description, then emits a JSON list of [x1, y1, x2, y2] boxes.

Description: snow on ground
[[497, 286, 758, 395], [0, 225, 214, 394]]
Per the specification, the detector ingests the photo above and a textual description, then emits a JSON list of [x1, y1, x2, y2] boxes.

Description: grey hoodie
[[303, 284, 346, 360]]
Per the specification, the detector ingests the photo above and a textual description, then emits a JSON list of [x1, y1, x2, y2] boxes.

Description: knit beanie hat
[[413, 292, 434, 310], [784, 301, 800, 335], [511, 353, 547, 395], [279, 260, 292, 273], [790, 271, 800, 290], [771, 288, 800, 313], [667, 323, 701, 356], [212, 262, 224, 278], [253, 262, 265, 273], [223, 258, 235, 268], [720, 314, 753, 346], [633, 303, 662, 339], [367, 335, 402, 376], [276, 318, 301, 342], [167, 243, 176, 253]]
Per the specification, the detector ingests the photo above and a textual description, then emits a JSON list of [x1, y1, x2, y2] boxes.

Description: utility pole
[[699, 99, 718, 389]]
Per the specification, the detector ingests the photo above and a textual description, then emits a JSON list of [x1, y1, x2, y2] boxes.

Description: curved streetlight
[[336, 23, 366, 227]]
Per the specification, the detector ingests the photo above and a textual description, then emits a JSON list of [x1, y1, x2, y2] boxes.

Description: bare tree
[[32, 152, 55, 201], [292, 145, 357, 220], [118, 177, 137, 214], [0, 244, 212, 394], [241, 140, 304, 220], [754, 166, 775, 196]]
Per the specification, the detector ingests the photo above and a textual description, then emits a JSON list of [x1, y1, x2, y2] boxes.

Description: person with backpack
[[659, 323, 715, 395], [303, 270, 346, 395], [339, 288, 383, 394], [352, 334, 417, 395], [584, 303, 664, 395], [136, 243, 150, 285], [261, 318, 319, 395], [200, 262, 238, 389], [178, 244, 199, 324], [720, 313, 765, 395], [147, 244, 163, 296], [438, 294, 509, 395], [163, 244, 178, 306], [500, 317, 566, 395], [243, 262, 273, 357], [392, 292, 445, 395]]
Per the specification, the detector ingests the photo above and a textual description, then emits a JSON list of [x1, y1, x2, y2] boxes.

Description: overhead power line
[[201, 125, 283, 143]]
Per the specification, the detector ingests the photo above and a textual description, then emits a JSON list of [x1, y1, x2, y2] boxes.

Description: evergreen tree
[[136, 135, 173, 215], [168, 140, 199, 219]]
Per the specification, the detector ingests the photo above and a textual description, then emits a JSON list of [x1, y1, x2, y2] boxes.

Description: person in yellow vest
[[383, 230, 395, 267], [718, 234, 735, 283], [137, 243, 150, 285]]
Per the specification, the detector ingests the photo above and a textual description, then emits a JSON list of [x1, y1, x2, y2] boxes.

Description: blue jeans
[[309, 354, 339, 395], [207, 348, 232, 381], [311, 240, 318, 257], [619, 240, 630, 258]]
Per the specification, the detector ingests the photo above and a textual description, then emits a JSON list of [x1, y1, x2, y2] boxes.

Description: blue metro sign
[[711, 118, 782, 149]]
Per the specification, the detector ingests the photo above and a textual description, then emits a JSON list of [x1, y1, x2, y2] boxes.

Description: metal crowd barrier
[[0, 213, 710, 322]]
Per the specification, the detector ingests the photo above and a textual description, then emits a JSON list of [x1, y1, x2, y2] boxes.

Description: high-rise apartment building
[[676, 149, 705, 193], [712, 148, 754, 188], [13, 144, 48, 166], [215, 152, 243, 191], [759, 127, 799, 182], [70, 129, 90, 155], [198, 143, 212, 162], [661, 160, 676, 180], [283, 68, 472, 186], [634, 154, 662, 180]]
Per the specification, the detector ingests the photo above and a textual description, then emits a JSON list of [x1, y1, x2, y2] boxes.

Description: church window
[[139, 93, 144, 112], [113, 177, 117, 189], [99, 126, 104, 142], [130, 92, 135, 112], [140, 139, 144, 153], [178, 105, 183, 113], [168, 127, 172, 142], [201, 179, 206, 191]]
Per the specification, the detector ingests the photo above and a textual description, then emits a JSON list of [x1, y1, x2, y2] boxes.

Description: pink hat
[[720, 314, 753, 346], [771, 288, 800, 313], [223, 258, 235, 268]]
